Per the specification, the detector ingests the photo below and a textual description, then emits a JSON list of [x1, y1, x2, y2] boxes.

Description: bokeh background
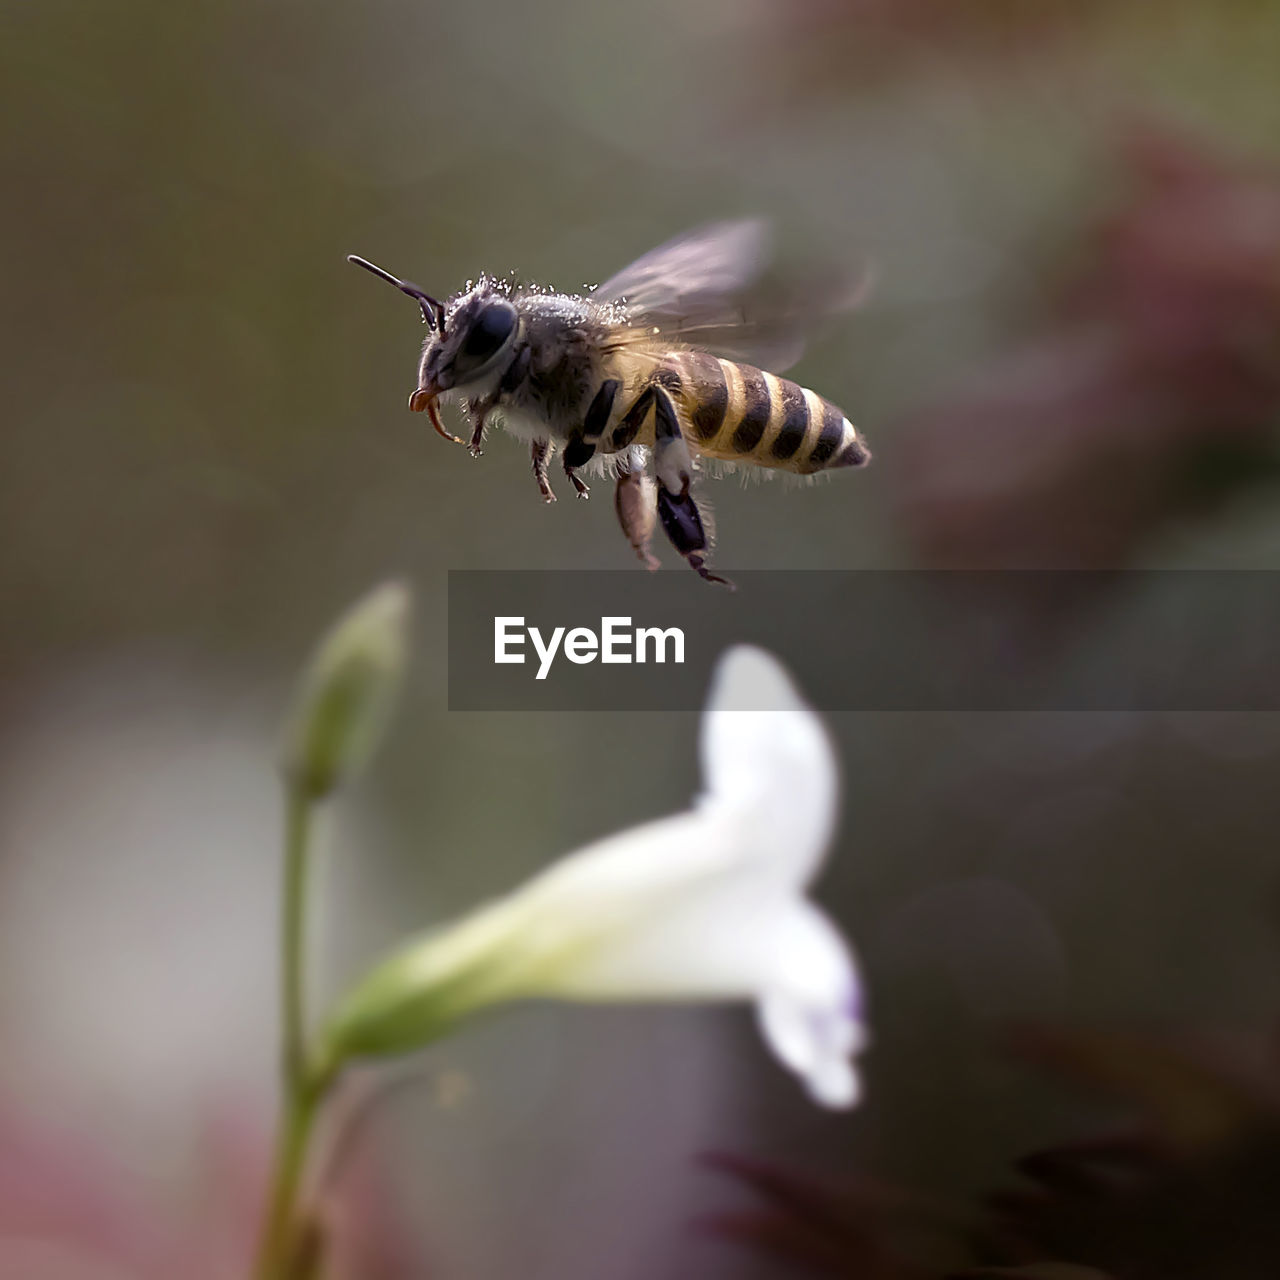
[[3, 2, 1280, 1276]]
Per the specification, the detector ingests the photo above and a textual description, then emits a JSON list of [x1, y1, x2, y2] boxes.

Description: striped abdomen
[[666, 352, 870, 475]]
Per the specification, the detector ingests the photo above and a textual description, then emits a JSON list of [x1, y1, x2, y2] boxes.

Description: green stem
[[282, 789, 311, 1092], [254, 789, 330, 1280], [255, 1072, 326, 1279]]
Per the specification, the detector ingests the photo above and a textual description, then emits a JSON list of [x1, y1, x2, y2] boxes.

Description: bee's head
[[416, 285, 519, 402], [347, 255, 519, 441]]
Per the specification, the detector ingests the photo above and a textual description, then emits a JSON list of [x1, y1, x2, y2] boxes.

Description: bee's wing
[[594, 220, 770, 320], [595, 220, 868, 373]]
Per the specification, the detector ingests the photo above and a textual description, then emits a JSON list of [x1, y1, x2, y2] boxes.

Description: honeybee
[[348, 221, 871, 586]]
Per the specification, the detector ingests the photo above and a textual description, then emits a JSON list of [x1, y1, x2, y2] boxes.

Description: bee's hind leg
[[614, 448, 660, 572], [651, 387, 734, 589], [531, 439, 556, 503]]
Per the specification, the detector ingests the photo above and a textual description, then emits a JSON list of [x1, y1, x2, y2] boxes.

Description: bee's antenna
[[347, 254, 446, 332]]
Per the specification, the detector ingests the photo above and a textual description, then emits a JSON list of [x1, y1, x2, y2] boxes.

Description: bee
[[348, 221, 871, 586]]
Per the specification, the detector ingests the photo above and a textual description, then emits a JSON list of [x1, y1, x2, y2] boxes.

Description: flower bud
[[282, 582, 411, 800]]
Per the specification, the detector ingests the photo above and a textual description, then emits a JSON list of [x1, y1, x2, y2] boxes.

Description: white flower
[[326, 646, 867, 1108]]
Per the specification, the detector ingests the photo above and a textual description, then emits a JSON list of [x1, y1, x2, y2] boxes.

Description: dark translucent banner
[[447, 571, 1280, 711]]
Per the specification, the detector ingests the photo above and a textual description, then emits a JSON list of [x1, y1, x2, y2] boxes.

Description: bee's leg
[[561, 380, 620, 501], [465, 398, 497, 458], [562, 433, 591, 499], [531, 438, 556, 503], [614, 448, 660, 572], [651, 387, 734, 589], [562, 457, 590, 499], [468, 415, 486, 459]]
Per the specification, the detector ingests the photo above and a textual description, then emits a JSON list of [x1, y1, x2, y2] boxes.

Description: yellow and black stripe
[[666, 352, 870, 475]]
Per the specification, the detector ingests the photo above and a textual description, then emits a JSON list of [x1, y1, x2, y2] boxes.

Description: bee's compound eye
[[461, 301, 516, 363]]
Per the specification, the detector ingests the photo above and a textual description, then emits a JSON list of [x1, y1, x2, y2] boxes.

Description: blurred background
[[3, 2, 1280, 1276]]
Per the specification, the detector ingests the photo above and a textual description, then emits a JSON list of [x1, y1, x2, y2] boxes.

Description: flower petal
[[699, 646, 839, 887], [516, 812, 737, 937], [756, 902, 866, 1109], [546, 869, 785, 1000]]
